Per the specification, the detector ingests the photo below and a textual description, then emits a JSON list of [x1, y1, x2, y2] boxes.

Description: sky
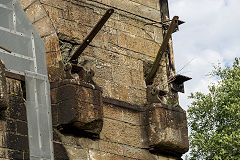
[[168, 0, 240, 111], [168, 0, 240, 158]]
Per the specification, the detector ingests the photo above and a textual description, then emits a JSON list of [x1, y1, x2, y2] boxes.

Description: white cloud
[[169, 0, 240, 109], [168, 0, 240, 158]]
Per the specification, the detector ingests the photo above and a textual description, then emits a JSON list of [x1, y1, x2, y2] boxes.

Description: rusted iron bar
[[69, 9, 114, 63], [145, 16, 179, 85], [5, 71, 25, 81], [0, 46, 11, 53]]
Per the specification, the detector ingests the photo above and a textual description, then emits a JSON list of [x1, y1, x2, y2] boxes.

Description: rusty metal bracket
[[145, 16, 180, 85], [5, 71, 25, 81], [69, 9, 114, 63]]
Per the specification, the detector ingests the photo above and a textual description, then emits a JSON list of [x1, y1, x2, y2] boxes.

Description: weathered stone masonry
[[0, 0, 189, 159], [0, 61, 29, 160]]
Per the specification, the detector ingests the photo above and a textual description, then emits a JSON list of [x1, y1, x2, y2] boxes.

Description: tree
[[187, 57, 240, 160]]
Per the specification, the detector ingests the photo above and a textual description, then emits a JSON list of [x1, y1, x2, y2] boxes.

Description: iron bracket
[[5, 71, 25, 81], [145, 16, 182, 85], [69, 8, 114, 63]]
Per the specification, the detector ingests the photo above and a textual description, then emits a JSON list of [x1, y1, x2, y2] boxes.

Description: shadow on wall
[[52, 129, 70, 160]]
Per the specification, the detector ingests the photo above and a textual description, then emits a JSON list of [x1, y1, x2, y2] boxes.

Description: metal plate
[[0, 1, 54, 159]]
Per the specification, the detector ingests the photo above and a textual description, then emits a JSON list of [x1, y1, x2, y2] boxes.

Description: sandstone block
[[94, 63, 113, 81], [122, 109, 141, 125], [123, 145, 153, 160], [146, 103, 189, 156], [128, 87, 147, 105], [47, 64, 65, 82], [76, 137, 99, 150], [45, 51, 64, 82], [98, 140, 123, 155], [25, 1, 47, 23], [112, 65, 132, 86], [118, 15, 146, 29], [54, 130, 77, 146], [93, 77, 112, 98], [54, 18, 87, 41], [18, 0, 36, 9], [118, 22, 145, 38], [100, 118, 144, 147], [118, 31, 159, 58], [100, 118, 122, 142], [43, 34, 60, 52], [131, 0, 158, 9], [153, 155, 177, 160], [144, 31, 155, 43], [39, 0, 68, 9], [42, 4, 63, 25], [103, 103, 141, 125], [64, 146, 89, 160], [105, 18, 119, 29], [50, 79, 103, 135], [62, 3, 94, 26], [92, 47, 116, 64], [50, 80, 102, 105], [131, 68, 145, 89], [154, 27, 164, 43], [46, 51, 62, 67], [0, 132, 5, 147], [33, 16, 55, 37], [103, 104, 122, 121], [111, 83, 131, 103], [90, 29, 118, 49], [107, 0, 161, 21], [89, 149, 135, 160], [118, 122, 143, 148]]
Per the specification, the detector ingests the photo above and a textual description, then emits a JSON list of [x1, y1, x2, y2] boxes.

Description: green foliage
[[188, 58, 240, 160]]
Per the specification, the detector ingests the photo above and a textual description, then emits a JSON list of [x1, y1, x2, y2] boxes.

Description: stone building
[[0, 0, 190, 159]]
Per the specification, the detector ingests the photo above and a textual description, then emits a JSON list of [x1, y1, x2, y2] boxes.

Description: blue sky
[[168, 0, 240, 111]]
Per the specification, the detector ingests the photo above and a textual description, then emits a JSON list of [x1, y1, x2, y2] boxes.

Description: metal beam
[[145, 16, 179, 85], [69, 9, 114, 63], [5, 71, 25, 81], [0, 46, 11, 53]]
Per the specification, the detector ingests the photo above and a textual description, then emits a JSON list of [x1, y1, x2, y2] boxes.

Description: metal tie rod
[[145, 16, 179, 85], [69, 8, 114, 63]]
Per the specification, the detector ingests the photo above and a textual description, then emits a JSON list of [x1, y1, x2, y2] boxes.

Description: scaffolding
[[0, 0, 54, 159]]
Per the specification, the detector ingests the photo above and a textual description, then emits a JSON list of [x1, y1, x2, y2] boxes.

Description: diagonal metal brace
[[69, 9, 114, 63], [145, 16, 180, 85]]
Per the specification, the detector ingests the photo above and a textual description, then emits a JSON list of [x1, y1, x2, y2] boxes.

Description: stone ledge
[[146, 103, 189, 156], [150, 103, 186, 113], [103, 97, 145, 112], [50, 79, 102, 91], [50, 79, 103, 136]]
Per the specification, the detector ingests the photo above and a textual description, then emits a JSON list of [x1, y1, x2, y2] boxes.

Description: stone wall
[[0, 0, 189, 159], [0, 77, 29, 159], [20, 0, 166, 106]]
